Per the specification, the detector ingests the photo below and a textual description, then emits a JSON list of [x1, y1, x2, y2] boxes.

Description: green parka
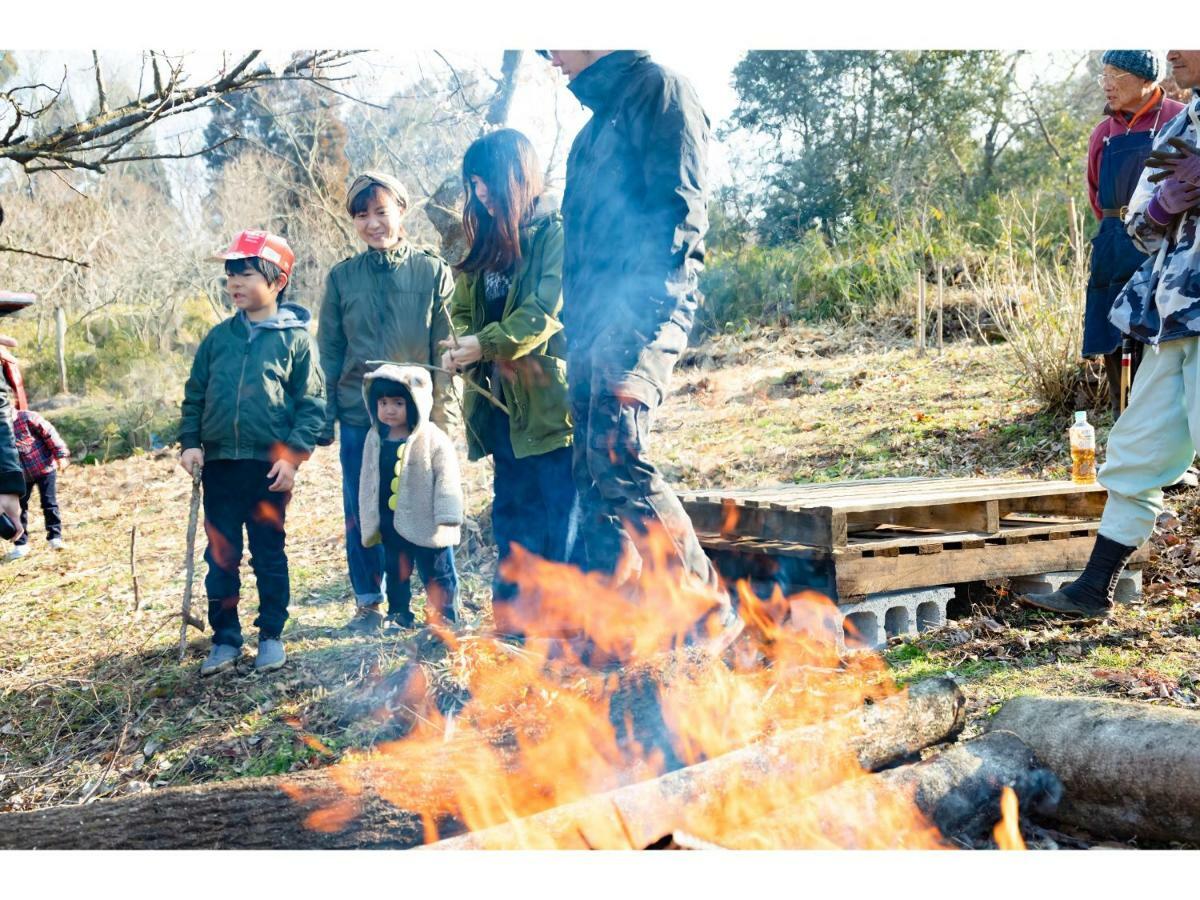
[[180, 303, 326, 463], [450, 196, 572, 461], [317, 242, 457, 438]]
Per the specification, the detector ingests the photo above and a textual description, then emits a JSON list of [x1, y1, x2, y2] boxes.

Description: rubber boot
[[1018, 534, 1136, 619]]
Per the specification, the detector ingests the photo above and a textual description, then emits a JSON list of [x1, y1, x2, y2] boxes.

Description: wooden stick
[[936, 265, 944, 355], [406, 361, 510, 415], [916, 270, 926, 356], [129, 523, 142, 612], [178, 466, 204, 662]]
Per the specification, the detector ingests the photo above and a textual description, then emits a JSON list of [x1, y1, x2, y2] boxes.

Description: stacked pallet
[[680, 477, 1144, 647]]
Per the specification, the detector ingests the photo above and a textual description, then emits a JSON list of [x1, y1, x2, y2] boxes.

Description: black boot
[[1018, 534, 1137, 619]]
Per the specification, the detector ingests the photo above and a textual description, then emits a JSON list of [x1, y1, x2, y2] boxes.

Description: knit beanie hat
[[1101, 50, 1160, 83], [346, 171, 410, 215]]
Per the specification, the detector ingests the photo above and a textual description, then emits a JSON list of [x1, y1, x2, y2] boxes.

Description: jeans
[[338, 422, 385, 605], [201, 460, 291, 648], [489, 411, 579, 621], [568, 338, 718, 589], [381, 521, 458, 623], [15, 470, 61, 546]]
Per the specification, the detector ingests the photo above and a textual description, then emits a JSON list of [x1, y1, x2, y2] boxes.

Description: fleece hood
[[361, 363, 434, 434]]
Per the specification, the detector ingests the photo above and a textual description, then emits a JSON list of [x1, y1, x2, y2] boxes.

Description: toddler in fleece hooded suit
[[357, 364, 462, 629]]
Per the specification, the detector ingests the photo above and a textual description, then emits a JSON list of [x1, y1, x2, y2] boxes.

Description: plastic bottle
[[1069, 411, 1096, 485]]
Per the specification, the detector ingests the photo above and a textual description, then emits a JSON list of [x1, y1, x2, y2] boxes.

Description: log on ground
[[0, 677, 963, 849], [428, 677, 965, 849], [989, 695, 1200, 843]]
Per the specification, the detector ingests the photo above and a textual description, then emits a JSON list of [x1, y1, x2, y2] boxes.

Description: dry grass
[[0, 320, 1191, 818]]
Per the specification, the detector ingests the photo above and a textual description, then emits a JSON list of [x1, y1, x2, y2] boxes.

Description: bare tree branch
[[0, 244, 91, 267], [0, 50, 365, 174], [92, 51, 108, 115]]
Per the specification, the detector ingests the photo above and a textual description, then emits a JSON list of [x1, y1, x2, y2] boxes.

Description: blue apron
[[1084, 124, 1159, 357]]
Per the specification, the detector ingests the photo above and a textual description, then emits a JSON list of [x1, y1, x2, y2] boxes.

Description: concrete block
[[1008, 568, 1143, 605], [791, 586, 954, 652]]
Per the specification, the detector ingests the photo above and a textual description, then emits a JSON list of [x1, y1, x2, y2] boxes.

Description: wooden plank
[[836, 539, 1149, 596], [683, 478, 1107, 512], [686, 502, 840, 548], [844, 500, 995, 535], [697, 519, 1100, 558], [997, 492, 1107, 519]]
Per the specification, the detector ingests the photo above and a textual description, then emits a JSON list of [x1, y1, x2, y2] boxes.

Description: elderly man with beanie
[[317, 170, 459, 631], [1022, 50, 1200, 621], [1084, 51, 1184, 418]]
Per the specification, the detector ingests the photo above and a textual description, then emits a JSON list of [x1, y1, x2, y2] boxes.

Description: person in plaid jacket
[[5, 404, 69, 561]]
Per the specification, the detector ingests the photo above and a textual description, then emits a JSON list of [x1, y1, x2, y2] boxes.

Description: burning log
[[0, 678, 963, 850], [436, 731, 1057, 851], [426, 677, 966, 849], [989, 695, 1200, 844], [744, 731, 1062, 848]]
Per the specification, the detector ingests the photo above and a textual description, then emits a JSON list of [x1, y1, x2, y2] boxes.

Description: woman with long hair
[[441, 128, 577, 638]]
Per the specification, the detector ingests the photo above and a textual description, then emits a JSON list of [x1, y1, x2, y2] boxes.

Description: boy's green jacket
[[450, 196, 572, 461], [180, 302, 326, 463]]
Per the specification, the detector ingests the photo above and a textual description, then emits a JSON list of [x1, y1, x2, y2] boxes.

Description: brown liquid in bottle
[[1071, 447, 1096, 484]]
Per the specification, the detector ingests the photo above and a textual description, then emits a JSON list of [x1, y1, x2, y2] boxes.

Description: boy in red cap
[[180, 230, 326, 676]]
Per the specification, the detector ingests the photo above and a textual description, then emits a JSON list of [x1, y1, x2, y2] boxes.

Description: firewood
[[428, 677, 965, 849], [989, 695, 1200, 843], [0, 678, 963, 849]]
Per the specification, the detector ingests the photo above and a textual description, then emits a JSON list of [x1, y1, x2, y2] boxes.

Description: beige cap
[[346, 171, 410, 215]]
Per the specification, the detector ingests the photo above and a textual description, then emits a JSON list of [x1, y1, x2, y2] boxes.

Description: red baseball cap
[[213, 230, 295, 277]]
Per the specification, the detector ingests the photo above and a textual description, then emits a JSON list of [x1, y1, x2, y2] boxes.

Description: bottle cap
[[1074, 411, 1087, 424]]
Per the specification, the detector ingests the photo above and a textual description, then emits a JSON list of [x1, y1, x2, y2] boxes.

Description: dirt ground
[[1, 320, 1196, 847]]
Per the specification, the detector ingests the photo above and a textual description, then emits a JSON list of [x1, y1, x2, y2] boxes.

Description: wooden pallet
[[681, 477, 1108, 549], [681, 478, 1138, 600]]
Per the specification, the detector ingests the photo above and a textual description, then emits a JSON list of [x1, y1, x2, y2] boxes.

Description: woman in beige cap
[[317, 171, 458, 632]]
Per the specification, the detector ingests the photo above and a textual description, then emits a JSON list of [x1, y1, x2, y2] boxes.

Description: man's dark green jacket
[[180, 302, 326, 463]]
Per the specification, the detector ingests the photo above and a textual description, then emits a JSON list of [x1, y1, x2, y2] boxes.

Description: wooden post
[[936, 265, 944, 354], [130, 523, 142, 612], [916, 270, 926, 355], [54, 305, 68, 395], [1068, 196, 1080, 257]]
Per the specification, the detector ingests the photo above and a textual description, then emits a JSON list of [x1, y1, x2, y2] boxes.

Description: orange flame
[[993, 786, 1026, 850], [285, 522, 946, 849]]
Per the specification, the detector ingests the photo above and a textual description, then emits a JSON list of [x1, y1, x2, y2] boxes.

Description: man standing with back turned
[[541, 50, 735, 637]]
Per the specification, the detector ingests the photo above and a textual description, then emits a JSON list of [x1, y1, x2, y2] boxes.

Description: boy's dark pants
[[380, 517, 457, 624], [202, 460, 290, 648], [15, 470, 61, 546]]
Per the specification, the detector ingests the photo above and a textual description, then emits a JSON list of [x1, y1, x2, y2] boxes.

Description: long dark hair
[[459, 129, 543, 275]]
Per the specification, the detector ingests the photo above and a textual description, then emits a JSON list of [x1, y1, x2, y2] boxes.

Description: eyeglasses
[[1096, 72, 1132, 87], [535, 50, 552, 61]]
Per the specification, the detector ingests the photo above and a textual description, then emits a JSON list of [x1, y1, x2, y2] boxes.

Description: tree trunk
[[989, 695, 1200, 844], [54, 305, 67, 395], [0, 678, 963, 850]]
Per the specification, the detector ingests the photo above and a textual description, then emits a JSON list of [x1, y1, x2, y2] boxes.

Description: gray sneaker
[[200, 643, 240, 677], [254, 639, 287, 672]]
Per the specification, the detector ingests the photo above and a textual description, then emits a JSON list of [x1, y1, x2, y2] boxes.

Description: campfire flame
[[993, 786, 1026, 850], [286, 525, 949, 849]]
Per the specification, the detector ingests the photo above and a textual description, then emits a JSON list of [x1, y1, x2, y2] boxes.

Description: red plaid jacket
[[12, 410, 68, 481]]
